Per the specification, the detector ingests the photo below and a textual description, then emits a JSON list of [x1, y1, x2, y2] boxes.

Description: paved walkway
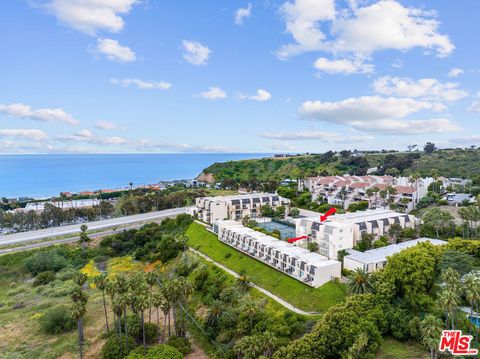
[[188, 248, 319, 316]]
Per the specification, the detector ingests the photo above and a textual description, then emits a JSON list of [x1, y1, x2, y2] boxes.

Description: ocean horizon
[[0, 153, 268, 199]]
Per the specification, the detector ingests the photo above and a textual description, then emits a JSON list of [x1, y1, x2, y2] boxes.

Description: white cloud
[[96, 38, 136, 63], [314, 57, 374, 74], [468, 92, 480, 112], [0, 129, 48, 141], [95, 120, 118, 130], [278, 0, 454, 59], [278, 0, 335, 58], [110, 78, 172, 90], [235, 3, 252, 25], [44, 0, 139, 36], [75, 129, 93, 138], [299, 96, 459, 135], [200, 87, 227, 100], [260, 130, 373, 142], [268, 143, 297, 151], [58, 132, 127, 146], [373, 76, 468, 102], [133, 139, 232, 153], [0, 102, 79, 125], [240, 89, 272, 101], [448, 67, 464, 78], [182, 40, 211, 65]]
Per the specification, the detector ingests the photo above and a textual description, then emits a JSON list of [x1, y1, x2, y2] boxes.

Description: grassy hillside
[[407, 148, 480, 178], [199, 148, 480, 182], [186, 222, 346, 312]]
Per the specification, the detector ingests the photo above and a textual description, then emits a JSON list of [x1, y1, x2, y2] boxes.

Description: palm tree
[[420, 315, 443, 359], [236, 274, 250, 292], [160, 293, 172, 341], [337, 249, 348, 269], [438, 288, 460, 329], [346, 268, 374, 295], [114, 275, 130, 352], [241, 297, 265, 331], [259, 331, 278, 358], [145, 271, 158, 323], [152, 290, 166, 343], [80, 224, 89, 259], [94, 274, 110, 334], [464, 272, 480, 345], [71, 273, 88, 359], [438, 268, 461, 329], [206, 299, 224, 328], [131, 273, 149, 353]]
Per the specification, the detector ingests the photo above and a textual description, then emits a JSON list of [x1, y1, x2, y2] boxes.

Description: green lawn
[[376, 338, 428, 359], [185, 222, 346, 313]]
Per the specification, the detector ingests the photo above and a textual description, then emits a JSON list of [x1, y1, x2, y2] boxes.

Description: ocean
[[0, 153, 267, 199]]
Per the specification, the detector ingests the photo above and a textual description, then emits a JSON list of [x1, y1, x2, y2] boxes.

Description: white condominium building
[[196, 193, 290, 224], [344, 238, 447, 273], [213, 220, 341, 288], [299, 175, 433, 213], [296, 209, 417, 259]]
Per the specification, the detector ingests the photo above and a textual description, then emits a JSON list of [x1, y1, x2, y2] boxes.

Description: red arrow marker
[[320, 207, 336, 222], [287, 235, 308, 243]]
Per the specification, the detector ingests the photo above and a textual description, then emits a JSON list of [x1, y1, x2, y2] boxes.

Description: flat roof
[[201, 193, 287, 202], [345, 238, 447, 265], [302, 209, 414, 228], [216, 220, 338, 268]]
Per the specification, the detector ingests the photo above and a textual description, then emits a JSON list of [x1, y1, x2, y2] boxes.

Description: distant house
[[280, 179, 297, 186], [445, 193, 474, 206], [344, 238, 447, 273]]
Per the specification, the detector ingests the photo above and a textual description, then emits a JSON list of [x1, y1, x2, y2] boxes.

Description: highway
[[0, 207, 189, 247]]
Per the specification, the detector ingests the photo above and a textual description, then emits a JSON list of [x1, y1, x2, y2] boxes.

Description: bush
[[24, 250, 67, 275], [126, 344, 183, 359], [6, 286, 27, 296], [39, 280, 77, 298], [56, 266, 78, 281], [146, 344, 183, 359], [166, 336, 192, 355], [143, 322, 158, 344], [39, 305, 76, 334], [101, 334, 136, 359], [33, 271, 56, 287]]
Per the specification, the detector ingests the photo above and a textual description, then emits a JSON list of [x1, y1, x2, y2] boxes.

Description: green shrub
[[24, 250, 67, 275], [56, 266, 78, 281], [40, 280, 77, 298], [146, 344, 183, 359], [143, 322, 158, 344], [5, 286, 27, 297], [125, 344, 183, 359], [33, 271, 56, 287], [39, 305, 75, 334], [101, 334, 136, 359], [166, 336, 192, 355]]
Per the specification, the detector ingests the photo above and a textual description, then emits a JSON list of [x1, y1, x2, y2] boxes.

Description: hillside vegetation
[[198, 148, 480, 182]]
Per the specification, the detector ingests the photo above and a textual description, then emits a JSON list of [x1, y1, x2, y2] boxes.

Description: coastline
[[0, 153, 268, 198]]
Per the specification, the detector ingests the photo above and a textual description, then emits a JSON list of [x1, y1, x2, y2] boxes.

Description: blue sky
[[0, 0, 479, 154]]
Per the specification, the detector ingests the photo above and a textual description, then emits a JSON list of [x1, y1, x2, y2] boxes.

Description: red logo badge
[[439, 330, 478, 356]]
